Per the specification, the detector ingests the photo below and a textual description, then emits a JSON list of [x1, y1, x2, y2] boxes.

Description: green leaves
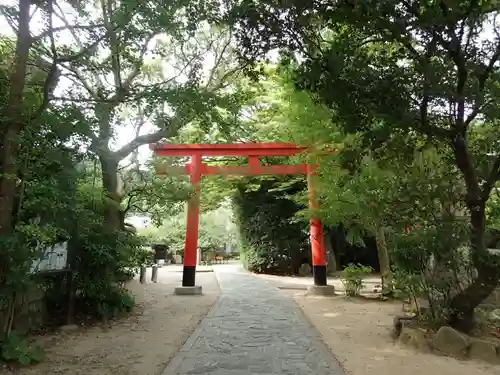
[[0, 333, 44, 366], [140, 202, 237, 256], [233, 177, 308, 275]]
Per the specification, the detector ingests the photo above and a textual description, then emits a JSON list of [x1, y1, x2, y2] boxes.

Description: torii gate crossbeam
[[150, 142, 333, 294]]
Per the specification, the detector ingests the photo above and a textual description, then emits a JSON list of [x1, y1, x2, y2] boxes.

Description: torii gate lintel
[[150, 142, 329, 291]]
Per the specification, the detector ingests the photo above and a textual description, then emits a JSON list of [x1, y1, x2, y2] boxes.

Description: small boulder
[[59, 324, 79, 332], [399, 326, 429, 350], [392, 316, 415, 338], [468, 338, 498, 364], [433, 326, 468, 356]]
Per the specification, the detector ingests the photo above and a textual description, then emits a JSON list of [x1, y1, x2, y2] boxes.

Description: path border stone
[[161, 295, 223, 374], [161, 270, 224, 375], [174, 285, 203, 295], [292, 291, 347, 375]]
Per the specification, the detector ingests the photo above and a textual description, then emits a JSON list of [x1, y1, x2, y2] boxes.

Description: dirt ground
[[255, 274, 500, 375], [3, 266, 219, 375]]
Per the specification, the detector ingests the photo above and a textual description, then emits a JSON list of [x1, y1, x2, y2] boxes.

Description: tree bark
[[375, 225, 392, 290], [0, 0, 31, 236], [99, 155, 123, 229], [324, 228, 337, 273], [448, 138, 500, 332], [449, 202, 500, 332]]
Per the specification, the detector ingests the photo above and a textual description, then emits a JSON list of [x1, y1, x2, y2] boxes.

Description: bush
[[71, 227, 142, 320], [341, 263, 373, 296], [389, 217, 472, 324], [0, 333, 44, 366], [75, 283, 135, 320], [233, 178, 309, 275]]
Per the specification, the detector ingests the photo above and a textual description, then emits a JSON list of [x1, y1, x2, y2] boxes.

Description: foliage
[[0, 333, 43, 366], [229, 0, 500, 332], [140, 202, 238, 257], [0, 0, 252, 354], [389, 216, 473, 324], [341, 263, 373, 297], [70, 212, 143, 320], [234, 178, 309, 275], [121, 166, 192, 227]]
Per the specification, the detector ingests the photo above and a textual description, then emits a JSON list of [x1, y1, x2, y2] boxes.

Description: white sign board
[[30, 242, 68, 273]]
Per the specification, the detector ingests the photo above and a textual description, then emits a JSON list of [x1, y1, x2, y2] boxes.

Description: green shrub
[[233, 178, 309, 275], [0, 333, 44, 366], [71, 227, 140, 320], [389, 217, 474, 324], [341, 263, 373, 296]]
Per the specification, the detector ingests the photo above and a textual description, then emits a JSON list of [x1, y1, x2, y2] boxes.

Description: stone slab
[[305, 284, 336, 296], [174, 285, 203, 295], [163, 264, 344, 375]]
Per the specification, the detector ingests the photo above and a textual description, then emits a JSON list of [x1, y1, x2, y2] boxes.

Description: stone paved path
[[162, 264, 344, 375]]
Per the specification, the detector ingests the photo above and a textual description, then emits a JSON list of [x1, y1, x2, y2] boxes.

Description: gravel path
[[163, 264, 345, 375]]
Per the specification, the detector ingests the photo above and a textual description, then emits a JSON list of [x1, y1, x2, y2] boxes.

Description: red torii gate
[[150, 142, 334, 295]]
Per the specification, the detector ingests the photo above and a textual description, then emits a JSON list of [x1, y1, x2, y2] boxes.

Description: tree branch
[[31, 0, 59, 121], [53, 2, 106, 92], [114, 120, 180, 161], [32, 24, 105, 43], [101, 0, 122, 99], [110, 32, 159, 102], [206, 30, 232, 88], [482, 155, 500, 201], [465, 38, 500, 125], [5, 0, 31, 129]]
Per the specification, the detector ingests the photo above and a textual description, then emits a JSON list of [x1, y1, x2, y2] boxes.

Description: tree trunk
[[0, 0, 31, 237], [99, 155, 123, 229], [449, 203, 500, 332], [375, 226, 392, 290], [0, 128, 21, 235], [448, 136, 500, 332], [324, 228, 337, 273]]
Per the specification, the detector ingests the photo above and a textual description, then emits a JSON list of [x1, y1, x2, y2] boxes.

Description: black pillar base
[[313, 265, 327, 286], [182, 266, 196, 287]]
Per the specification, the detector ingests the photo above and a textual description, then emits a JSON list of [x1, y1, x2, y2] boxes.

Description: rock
[[59, 324, 79, 332], [433, 326, 468, 356], [468, 338, 498, 364], [305, 285, 336, 296], [393, 316, 403, 338], [399, 326, 429, 350], [392, 316, 416, 338]]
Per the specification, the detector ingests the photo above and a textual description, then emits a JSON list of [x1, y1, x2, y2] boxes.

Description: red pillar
[[182, 154, 202, 287], [307, 163, 327, 286]]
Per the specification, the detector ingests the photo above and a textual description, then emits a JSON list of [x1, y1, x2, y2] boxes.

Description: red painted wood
[[151, 142, 327, 280], [150, 142, 307, 157], [183, 155, 202, 267], [307, 163, 326, 267], [155, 163, 308, 176], [201, 164, 308, 176]]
